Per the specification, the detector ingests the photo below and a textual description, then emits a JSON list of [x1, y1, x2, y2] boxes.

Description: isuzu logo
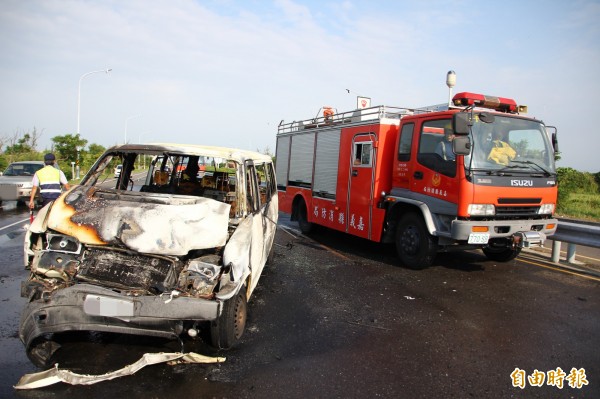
[[511, 179, 533, 187]]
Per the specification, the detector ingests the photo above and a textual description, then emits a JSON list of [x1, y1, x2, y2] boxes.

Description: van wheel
[[482, 246, 521, 262], [210, 289, 247, 349], [266, 243, 275, 265], [297, 199, 313, 234], [395, 213, 438, 270], [26, 338, 61, 369]]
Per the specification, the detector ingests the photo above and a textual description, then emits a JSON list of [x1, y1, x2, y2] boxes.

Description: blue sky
[[1, 0, 599, 172]]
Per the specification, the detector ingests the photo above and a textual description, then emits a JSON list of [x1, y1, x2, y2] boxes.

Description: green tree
[[1, 127, 44, 169], [556, 167, 600, 212], [83, 143, 106, 170], [5, 133, 34, 154], [51, 134, 88, 166]]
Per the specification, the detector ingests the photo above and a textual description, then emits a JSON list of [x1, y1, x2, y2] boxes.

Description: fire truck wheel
[[297, 199, 313, 234], [210, 289, 248, 349], [482, 246, 521, 262], [395, 213, 438, 270]]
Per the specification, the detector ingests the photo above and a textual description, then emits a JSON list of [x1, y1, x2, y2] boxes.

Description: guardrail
[[548, 218, 600, 263]]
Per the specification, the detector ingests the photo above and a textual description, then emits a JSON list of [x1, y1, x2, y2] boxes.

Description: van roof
[[106, 143, 272, 164]]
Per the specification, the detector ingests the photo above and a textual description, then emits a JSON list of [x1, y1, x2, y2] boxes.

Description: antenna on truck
[[446, 70, 456, 107]]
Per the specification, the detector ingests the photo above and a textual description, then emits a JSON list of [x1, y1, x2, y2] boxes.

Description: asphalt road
[[0, 205, 598, 398]]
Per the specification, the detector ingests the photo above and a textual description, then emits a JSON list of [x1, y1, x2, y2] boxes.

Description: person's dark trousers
[[41, 198, 55, 208]]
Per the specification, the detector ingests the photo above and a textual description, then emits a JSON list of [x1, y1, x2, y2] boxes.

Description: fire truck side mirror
[[552, 133, 559, 156], [453, 112, 471, 135], [453, 136, 471, 156], [545, 125, 559, 157]]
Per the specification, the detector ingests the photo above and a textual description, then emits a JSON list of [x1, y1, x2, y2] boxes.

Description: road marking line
[[0, 218, 29, 231], [520, 258, 600, 282], [537, 248, 600, 264], [277, 225, 299, 238], [314, 242, 352, 261]]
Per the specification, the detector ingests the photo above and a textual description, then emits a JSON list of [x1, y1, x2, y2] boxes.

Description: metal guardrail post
[[566, 244, 577, 263], [551, 241, 561, 263], [548, 218, 600, 265]]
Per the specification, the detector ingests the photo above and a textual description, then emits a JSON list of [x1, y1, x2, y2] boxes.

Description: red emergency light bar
[[452, 92, 518, 112]]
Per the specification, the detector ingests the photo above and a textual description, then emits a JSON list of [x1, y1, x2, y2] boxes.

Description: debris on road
[[14, 352, 225, 390]]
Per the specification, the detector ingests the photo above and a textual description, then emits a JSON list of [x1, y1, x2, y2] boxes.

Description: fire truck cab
[[276, 92, 558, 269]]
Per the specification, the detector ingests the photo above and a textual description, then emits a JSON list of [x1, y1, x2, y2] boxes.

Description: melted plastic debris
[[14, 352, 226, 390]]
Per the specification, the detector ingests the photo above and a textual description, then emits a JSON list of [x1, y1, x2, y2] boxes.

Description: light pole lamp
[[77, 68, 112, 135]]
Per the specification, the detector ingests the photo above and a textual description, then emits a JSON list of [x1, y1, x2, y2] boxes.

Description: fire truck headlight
[[538, 203, 555, 215], [468, 204, 495, 216]]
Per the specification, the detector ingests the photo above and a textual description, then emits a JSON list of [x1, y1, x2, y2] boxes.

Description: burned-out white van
[[20, 144, 278, 367]]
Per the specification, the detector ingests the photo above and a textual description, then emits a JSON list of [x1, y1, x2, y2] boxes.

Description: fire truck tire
[[297, 199, 313, 234], [395, 213, 438, 270], [210, 289, 248, 349], [482, 246, 521, 262]]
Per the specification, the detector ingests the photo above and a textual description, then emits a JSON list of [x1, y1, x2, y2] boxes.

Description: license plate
[[468, 233, 490, 244], [83, 295, 134, 317]]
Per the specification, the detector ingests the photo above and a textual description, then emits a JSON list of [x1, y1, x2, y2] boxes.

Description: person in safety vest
[[487, 129, 516, 166], [29, 153, 70, 209]]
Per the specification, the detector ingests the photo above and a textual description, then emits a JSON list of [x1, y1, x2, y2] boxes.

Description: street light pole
[[75, 146, 81, 179], [77, 68, 112, 135], [124, 115, 141, 143]]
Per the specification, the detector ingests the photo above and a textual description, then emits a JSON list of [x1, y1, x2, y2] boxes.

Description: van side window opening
[[256, 163, 268, 206], [398, 123, 414, 161], [246, 164, 260, 212], [266, 162, 276, 198], [353, 142, 373, 166]]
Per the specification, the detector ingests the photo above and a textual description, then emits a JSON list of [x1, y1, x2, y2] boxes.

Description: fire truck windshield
[[465, 114, 556, 175]]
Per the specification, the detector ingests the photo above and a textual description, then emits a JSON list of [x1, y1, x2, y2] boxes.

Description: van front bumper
[[19, 283, 221, 351]]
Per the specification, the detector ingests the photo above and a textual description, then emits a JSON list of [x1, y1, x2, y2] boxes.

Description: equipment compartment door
[[347, 133, 376, 239]]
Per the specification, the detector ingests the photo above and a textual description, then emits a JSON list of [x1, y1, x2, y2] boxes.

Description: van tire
[[395, 213, 438, 270], [210, 289, 247, 349], [26, 338, 61, 369], [266, 243, 275, 265]]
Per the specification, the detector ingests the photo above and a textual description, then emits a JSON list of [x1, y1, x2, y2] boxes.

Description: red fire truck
[[275, 88, 559, 269]]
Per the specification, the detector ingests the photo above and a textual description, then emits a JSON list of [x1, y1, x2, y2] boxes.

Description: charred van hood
[[45, 186, 230, 256]]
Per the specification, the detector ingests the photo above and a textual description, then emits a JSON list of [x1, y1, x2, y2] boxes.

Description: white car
[[20, 143, 278, 367], [0, 161, 44, 205], [114, 164, 122, 178]]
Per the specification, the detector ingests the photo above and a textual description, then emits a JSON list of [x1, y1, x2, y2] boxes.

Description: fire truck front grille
[[497, 197, 541, 204], [495, 206, 540, 219]]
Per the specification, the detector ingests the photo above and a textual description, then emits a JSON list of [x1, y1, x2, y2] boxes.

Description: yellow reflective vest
[[488, 140, 516, 166], [35, 166, 62, 200]]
